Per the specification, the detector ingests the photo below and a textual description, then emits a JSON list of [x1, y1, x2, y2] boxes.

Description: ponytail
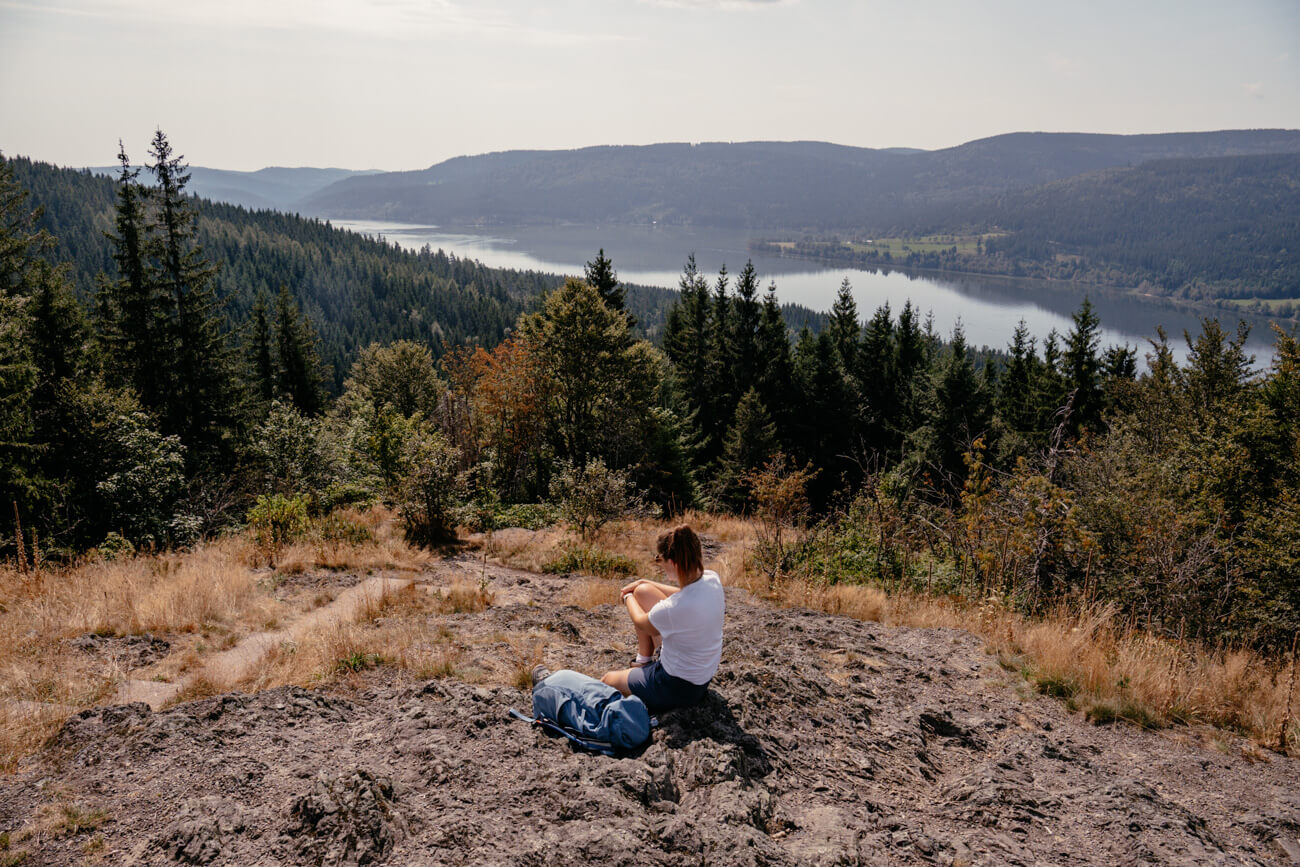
[[656, 524, 703, 581]]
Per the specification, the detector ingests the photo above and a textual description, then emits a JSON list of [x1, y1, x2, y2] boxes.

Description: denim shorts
[[626, 660, 709, 713]]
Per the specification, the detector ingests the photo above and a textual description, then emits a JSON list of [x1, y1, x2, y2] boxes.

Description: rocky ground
[[2, 550, 1299, 866]]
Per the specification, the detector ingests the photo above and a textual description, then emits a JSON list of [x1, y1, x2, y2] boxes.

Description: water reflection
[[335, 219, 1286, 364]]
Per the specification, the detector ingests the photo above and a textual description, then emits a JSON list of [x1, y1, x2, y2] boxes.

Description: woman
[[601, 524, 724, 712]]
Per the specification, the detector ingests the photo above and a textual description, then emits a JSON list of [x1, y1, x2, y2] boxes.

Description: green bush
[[397, 427, 462, 546], [94, 412, 189, 547], [543, 544, 638, 579], [247, 493, 311, 549], [549, 459, 652, 540], [315, 512, 373, 546], [455, 502, 560, 533], [93, 532, 135, 561]]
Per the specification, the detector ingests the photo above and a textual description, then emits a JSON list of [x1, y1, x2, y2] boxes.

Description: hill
[[87, 165, 381, 213], [1, 523, 1297, 865], [9, 158, 566, 386], [760, 152, 1300, 301], [297, 130, 1300, 231]]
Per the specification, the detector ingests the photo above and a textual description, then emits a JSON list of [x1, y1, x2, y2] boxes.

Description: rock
[[152, 796, 252, 865], [287, 769, 409, 866]]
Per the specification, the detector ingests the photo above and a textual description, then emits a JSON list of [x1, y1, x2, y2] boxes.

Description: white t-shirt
[[648, 570, 725, 686]]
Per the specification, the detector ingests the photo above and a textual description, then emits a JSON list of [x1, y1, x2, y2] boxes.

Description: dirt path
[[2, 551, 1298, 865], [111, 575, 417, 710]]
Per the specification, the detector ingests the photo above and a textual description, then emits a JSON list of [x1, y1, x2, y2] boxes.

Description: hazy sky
[[2, 0, 1297, 171]]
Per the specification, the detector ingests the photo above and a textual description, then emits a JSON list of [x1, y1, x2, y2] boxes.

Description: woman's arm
[[620, 578, 679, 596]]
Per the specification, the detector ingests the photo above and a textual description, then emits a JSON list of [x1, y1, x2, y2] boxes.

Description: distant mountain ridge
[[295, 130, 1300, 231], [87, 165, 382, 213]]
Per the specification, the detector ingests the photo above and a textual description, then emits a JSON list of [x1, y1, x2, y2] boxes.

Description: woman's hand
[[620, 578, 644, 596]]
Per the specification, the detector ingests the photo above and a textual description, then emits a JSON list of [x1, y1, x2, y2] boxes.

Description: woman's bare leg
[[601, 667, 633, 696], [632, 583, 670, 656]]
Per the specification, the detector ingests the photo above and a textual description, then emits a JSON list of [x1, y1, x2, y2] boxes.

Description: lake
[[334, 220, 1284, 364]]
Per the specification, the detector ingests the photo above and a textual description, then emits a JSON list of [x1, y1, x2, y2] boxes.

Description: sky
[[2, 0, 1297, 171]]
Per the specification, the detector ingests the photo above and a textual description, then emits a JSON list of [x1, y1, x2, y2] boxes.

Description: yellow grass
[[0, 505, 431, 773], [728, 557, 1300, 755], [484, 510, 756, 580], [563, 578, 623, 609]]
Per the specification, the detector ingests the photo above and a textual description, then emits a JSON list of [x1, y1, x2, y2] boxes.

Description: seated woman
[[601, 524, 724, 713]]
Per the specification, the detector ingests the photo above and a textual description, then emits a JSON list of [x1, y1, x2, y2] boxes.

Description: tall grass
[[727, 558, 1300, 755]]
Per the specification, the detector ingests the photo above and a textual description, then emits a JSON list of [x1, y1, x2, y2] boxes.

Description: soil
[[3, 551, 1299, 865]]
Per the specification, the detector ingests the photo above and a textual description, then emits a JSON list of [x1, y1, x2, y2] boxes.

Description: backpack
[[508, 669, 656, 756]]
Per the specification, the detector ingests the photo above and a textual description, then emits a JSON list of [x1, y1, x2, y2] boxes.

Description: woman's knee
[[633, 583, 666, 610]]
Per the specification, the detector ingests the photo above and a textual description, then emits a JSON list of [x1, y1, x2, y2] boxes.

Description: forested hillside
[[299, 130, 1300, 230], [758, 152, 1300, 304], [10, 156, 550, 387], [88, 165, 382, 213]]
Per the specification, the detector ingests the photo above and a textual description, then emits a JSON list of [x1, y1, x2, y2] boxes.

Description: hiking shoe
[[531, 665, 552, 688]]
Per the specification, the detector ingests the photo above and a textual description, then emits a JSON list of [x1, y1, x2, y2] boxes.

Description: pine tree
[[248, 290, 275, 408], [828, 277, 860, 371], [711, 388, 778, 511], [146, 129, 241, 468], [584, 248, 626, 314], [97, 143, 168, 412], [1062, 297, 1103, 436], [856, 302, 897, 459], [730, 260, 762, 398], [274, 285, 326, 416]]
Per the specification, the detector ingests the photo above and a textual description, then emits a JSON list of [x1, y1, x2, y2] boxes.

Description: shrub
[[314, 512, 373, 546], [549, 459, 652, 540], [95, 412, 188, 547], [543, 544, 638, 579], [744, 454, 819, 584], [93, 532, 135, 561], [247, 493, 311, 551], [397, 427, 462, 546]]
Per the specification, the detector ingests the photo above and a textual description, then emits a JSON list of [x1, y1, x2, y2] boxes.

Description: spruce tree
[[894, 301, 927, 437], [0, 155, 53, 299], [856, 302, 896, 459], [1062, 297, 1103, 436], [274, 285, 326, 416], [828, 277, 860, 371], [146, 129, 240, 469], [711, 388, 777, 511], [248, 290, 275, 408], [996, 319, 1040, 448], [755, 282, 795, 449], [584, 248, 626, 314], [730, 260, 762, 397], [911, 322, 990, 495], [97, 143, 168, 412], [662, 255, 716, 454]]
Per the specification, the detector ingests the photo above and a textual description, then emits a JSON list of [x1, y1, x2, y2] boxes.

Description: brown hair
[[656, 524, 703, 582]]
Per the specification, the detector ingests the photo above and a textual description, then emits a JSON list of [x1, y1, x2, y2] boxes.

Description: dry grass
[[485, 510, 756, 580], [0, 505, 433, 772], [276, 507, 433, 574], [430, 581, 495, 614], [235, 584, 466, 690], [563, 578, 623, 609], [728, 555, 1300, 755]]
